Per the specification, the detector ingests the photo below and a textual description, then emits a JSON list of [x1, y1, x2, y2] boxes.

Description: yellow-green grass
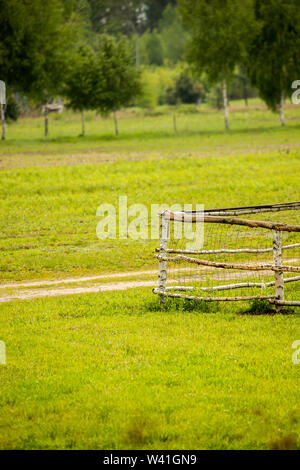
[[1, 100, 300, 164], [1, 146, 299, 281], [1, 100, 300, 450], [0, 288, 299, 450]]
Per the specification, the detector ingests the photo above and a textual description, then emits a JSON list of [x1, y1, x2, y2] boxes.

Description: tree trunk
[[44, 105, 49, 137], [222, 79, 229, 130], [279, 91, 285, 126], [113, 110, 119, 136], [1, 104, 6, 140], [81, 110, 85, 136]]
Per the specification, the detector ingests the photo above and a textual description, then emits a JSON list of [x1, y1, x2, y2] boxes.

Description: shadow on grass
[[147, 297, 297, 316], [240, 299, 296, 316], [41, 121, 300, 143], [146, 297, 219, 313]]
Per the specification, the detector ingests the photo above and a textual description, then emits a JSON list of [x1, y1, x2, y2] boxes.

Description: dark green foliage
[[64, 43, 97, 112], [84, 0, 176, 34], [178, 0, 254, 83], [84, 0, 148, 35], [0, 0, 78, 101], [139, 6, 187, 66], [94, 35, 142, 114], [242, 299, 275, 316], [158, 5, 187, 65], [166, 73, 203, 105], [165, 87, 177, 106], [247, 0, 300, 111], [230, 66, 257, 103], [5, 95, 20, 121], [175, 74, 203, 104], [146, 0, 177, 31], [145, 30, 164, 66], [206, 85, 223, 109]]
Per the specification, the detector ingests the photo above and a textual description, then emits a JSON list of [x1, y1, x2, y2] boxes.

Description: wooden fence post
[[273, 230, 284, 312], [158, 212, 169, 305]]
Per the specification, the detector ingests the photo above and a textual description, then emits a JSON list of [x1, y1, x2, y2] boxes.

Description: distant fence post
[[273, 229, 284, 312], [158, 212, 169, 305]]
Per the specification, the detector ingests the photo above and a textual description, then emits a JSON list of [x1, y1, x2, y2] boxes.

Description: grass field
[[0, 99, 300, 449], [1, 101, 300, 282]]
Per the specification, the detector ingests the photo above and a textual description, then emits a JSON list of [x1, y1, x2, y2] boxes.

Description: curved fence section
[[153, 202, 300, 310]]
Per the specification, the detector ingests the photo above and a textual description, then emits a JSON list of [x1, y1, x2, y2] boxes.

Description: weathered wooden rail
[[153, 203, 300, 311]]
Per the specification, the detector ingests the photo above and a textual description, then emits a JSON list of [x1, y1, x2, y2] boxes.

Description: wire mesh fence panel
[[154, 203, 300, 307]]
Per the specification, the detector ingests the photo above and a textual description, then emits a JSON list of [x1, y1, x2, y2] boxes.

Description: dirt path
[[0, 270, 159, 290], [1, 258, 298, 303], [0, 280, 157, 303], [0, 269, 161, 303]]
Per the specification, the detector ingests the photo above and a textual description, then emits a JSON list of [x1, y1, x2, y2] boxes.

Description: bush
[[206, 85, 223, 109], [6, 95, 20, 121], [165, 73, 204, 105], [165, 86, 177, 105]]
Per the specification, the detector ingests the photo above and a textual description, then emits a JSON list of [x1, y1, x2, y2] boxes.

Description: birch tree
[[178, 0, 253, 130], [247, 0, 300, 126]]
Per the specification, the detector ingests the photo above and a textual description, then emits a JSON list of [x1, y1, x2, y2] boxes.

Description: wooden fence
[[153, 202, 300, 311]]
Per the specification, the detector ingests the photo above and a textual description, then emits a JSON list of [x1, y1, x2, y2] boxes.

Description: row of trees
[[65, 37, 141, 137], [0, 0, 143, 138], [179, 0, 300, 129], [1, 0, 300, 137]]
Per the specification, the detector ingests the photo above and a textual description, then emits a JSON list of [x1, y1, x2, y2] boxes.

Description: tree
[[178, 0, 254, 130], [64, 44, 97, 136], [159, 5, 187, 65], [247, 0, 300, 126], [165, 73, 203, 105], [94, 35, 142, 135], [86, 0, 176, 33], [86, 0, 148, 65], [0, 0, 79, 137], [145, 30, 164, 66]]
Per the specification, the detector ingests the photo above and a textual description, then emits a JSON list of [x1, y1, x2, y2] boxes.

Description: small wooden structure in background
[[154, 202, 300, 312]]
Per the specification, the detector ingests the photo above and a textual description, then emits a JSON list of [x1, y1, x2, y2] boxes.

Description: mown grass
[[1, 101, 300, 163], [1, 101, 300, 281], [0, 100, 300, 450], [0, 289, 299, 450]]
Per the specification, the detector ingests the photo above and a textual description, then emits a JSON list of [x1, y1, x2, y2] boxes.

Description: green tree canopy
[[145, 30, 164, 66], [178, 0, 254, 129], [159, 5, 187, 65], [94, 35, 142, 134], [247, 0, 300, 125], [0, 0, 76, 100], [64, 43, 98, 135]]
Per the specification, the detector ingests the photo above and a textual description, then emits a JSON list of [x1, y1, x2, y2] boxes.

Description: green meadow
[[0, 290, 299, 450], [1, 102, 300, 282], [0, 100, 300, 449]]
